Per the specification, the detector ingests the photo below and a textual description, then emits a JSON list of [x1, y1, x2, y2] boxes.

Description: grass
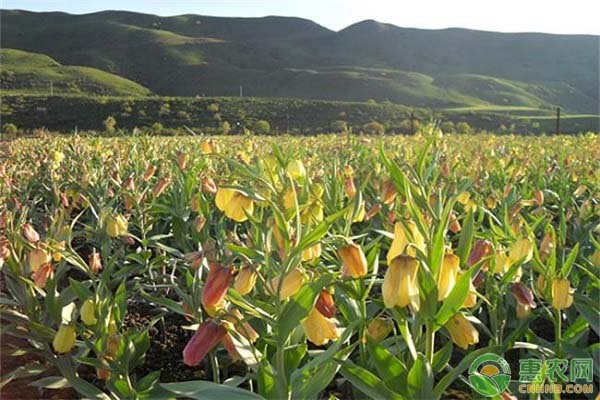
[[1, 49, 152, 96]]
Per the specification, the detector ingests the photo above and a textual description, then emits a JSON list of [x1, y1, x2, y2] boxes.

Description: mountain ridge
[[1, 9, 598, 113]]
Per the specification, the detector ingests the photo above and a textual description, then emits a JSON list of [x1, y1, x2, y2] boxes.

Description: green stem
[[425, 321, 435, 365], [276, 338, 289, 399], [210, 350, 220, 383], [555, 309, 562, 358]]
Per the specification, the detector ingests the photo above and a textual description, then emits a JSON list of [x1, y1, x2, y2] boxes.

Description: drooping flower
[[551, 278, 574, 310], [215, 187, 254, 222], [28, 247, 51, 272], [301, 308, 339, 346], [269, 268, 306, 299], [32, 262, 54, 288], [302, 242, 322, 262], [106, 214, 128, 238], [80, 299, 97, 326], [88, 249, 102, 274], [183, 320, 227, 366], [339, 242, 368, 278], [202, 264, 233, 308], [315, 289, 336, 318], [508, 238, 533, 266], [366, 318, 394, 342], [233, 265, 257, 295], [53, 324, 76, 353], [467, 239, 492, 268], [382, 255, 420, 310], [286, 160, 306, 180], [387, 220, 425, 263], [438, 252, 460, 301], [445, 313, 479, 350], [22, 223, 40, 243]]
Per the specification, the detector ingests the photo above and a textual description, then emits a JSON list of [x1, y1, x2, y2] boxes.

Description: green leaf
[[278, 274, 332, 342], [136, 371, 160, 393], [434, 268, 472, 329], [407, 354, 434, 399], [574, 294, 600, 337], [560, 243, 579, 277], [433, 345, 503, 398], [161, 381, 265, 400], [456, 211, 474, 266], [432, 341, 453, 373], [68, 278, 93, 301], [29, 376, 71, 389], [338, 359, 404, 400], [365, 337, 407, 394]]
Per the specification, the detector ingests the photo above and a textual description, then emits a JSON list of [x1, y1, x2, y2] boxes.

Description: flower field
[[1, 132, 599, 399]]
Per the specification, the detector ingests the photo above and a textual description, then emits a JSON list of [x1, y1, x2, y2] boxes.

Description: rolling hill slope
[[0, 48, 151, 96], [1, 10, 598, 112]]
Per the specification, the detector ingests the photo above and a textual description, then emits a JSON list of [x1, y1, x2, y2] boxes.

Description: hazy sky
[[4, 0, 600, 35]]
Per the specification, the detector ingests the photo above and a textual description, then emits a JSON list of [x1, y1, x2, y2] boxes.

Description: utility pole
[[239, 85, 243, 98], [50, 80, 53, 96], [555, 107, 560, 135]]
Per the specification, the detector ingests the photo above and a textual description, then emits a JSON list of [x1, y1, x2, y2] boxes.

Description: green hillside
[[1, 10, 598, 112], [0, 48, 151, 96]]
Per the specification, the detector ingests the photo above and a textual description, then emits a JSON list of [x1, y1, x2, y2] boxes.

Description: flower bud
[[539, 231, 554, 261], [445, 313, 479, 350], [233, 266, 257, 295], [344, 177, 356, 199], [143, 165, 156, 182], [177, 151, 187, 171], [193, 216, 206, 233], [183, 320, 226, 366], [53, 324, 76, 353], [202, 264, 233, 308], [106, 214, 128, 238], [80, 299, 97, 326], [516, 303, 531, 319], [551, 278, 573, 310], [366, 318, 394, 342], [381, 180, 397, 205], [88, 249, 102, 274], [315, 290, 336, 318], [202, 177, 217, 194], [339, 242, 368, 278], [153, 176, 171, 197], [467, 239, 492, 268], [23, 223, 40, 243], [448, 213, 461, 234]]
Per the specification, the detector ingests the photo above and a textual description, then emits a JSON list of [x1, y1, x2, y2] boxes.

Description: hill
[[0, 48, 151, 96], [1, 10, 598, 112]]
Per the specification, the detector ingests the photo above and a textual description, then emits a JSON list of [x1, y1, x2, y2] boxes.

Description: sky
[[3, 0, 600, 35]]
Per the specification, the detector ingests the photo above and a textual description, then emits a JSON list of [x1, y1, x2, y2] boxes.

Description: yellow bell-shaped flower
[[233, 266, 257, 295], [338, 242, 368, 278], [53, 324, 76, 353], [106, 214, 128, 238], [445, 313, 479, 350], [269, 268, 306, 299], [301, 308, 339, 346], [382, 255, 420, 310], [80, 299, 97, 326], [551, 278, 574, 310], [215, 188, 254, 222], [387, 220, 425, 263], [438, 252, 459, 301], [508, 238, 533, 266]]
